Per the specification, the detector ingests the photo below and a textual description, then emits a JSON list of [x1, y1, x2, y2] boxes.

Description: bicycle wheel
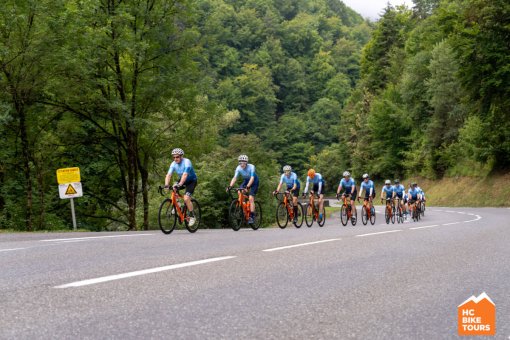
[[251, 201, 262, 230], [318, 205, 326, 227], [420, 202, 425, 217], [391, 204, 396, 224], [184, 199, 201, 233], [276, 202, 289, 229], [305, 203, 314, 227], [351, 205, 358, 226], [385, 205, 390, 224], [158, 198, 177, 234], [396, 205, 402, 224], [361, 205, 368, 225], [229, 200, 244, 231], [340, 205, 348, 226], [370, 206, 376, 225], [293, 203, 304, 228]]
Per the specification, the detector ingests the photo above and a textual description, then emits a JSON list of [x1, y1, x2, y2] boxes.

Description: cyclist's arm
[[303, 178, 310, 193], [229, 172, 238, 188], [336, 182, 342, 195], [318, 181, 322, 194], [178, 172, 188, 187], [247, 176, 254, 188], [165, 166, 174, 187]]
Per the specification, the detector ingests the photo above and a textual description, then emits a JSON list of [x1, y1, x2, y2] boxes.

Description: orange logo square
[[458, 292, 495, 336]]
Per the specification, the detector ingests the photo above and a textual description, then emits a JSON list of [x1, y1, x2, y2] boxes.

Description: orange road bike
[[158, 186, 201, 234], [274, 191, 304, 229], [228, 188, 262, 231], [359, 197, 376, 225], [304, 192, 326, 227], [408, 199, 421, 222], [382, 197, 395, 224], [339, 194, 357, 226]]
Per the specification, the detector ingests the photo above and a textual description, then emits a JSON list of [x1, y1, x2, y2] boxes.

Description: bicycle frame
[[363, 198, 372, 218], [170, 189, 187, 223], [308, 193, 319, 220], [343, 195, 352, 219], [384, 198, 393, 218], [282, 193, 295, 219], [235, 188, 251, 221]]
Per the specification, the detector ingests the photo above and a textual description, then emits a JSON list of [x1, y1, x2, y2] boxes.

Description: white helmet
[[362, 173, 369, 179], [385, 180, 391, 185], [343, 171, 350, 177], [238, 154, 249, 162], [171, 148, 184, 156], [283, 165, 292, 172]]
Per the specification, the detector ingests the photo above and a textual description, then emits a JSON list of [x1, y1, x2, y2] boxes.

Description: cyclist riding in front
[[228, 154, 259, 225], [164, 148, 197, 226], [393, 179, 407, 216], [380, 179, 395, 203], [336, 171, 357, 213], [273, 165, 300, 222], [303, 169, 325, 222], [416, 184, 426, 202], [358, 173, 375, 215]]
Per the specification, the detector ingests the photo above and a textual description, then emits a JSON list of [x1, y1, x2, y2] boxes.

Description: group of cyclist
[[164, 148, 426, 227], [336, 171, 426, 221]]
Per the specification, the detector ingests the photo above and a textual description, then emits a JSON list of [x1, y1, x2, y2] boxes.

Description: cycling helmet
[[343, 171, 350, 177], [394, 179, 400, 184], [171, 148, 184, 156], [412, 182, 417, 186], [283, 165, 292, 172], [385, 180, 391, 185], [238, 154, 249, 162], [307, 169, 316, 178], [362, 173, 369, 179]]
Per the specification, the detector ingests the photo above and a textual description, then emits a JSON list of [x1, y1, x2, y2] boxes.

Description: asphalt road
[[1, 207, 509, 339]]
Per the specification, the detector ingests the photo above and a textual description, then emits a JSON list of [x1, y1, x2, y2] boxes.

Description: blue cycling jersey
[[234, 164, 257, 180], [339, 178, 356, 194], [360, 180, 375, 195], [280, 172, 300, 188], [382, 185, 394, 198], [408, 188, 420, 200], [167, 158, 197, 182], [306, 173, 323, 185], [393, 184, 405, 196]]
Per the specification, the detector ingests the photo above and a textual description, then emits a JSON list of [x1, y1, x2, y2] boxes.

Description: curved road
[[1, 207, 509, 339]]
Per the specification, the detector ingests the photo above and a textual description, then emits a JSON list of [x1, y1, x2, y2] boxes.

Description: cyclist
[[336, 171, 357, 216], [303, 169, 325, 222], [228, 155, 259, 225], [407, 182, 422, 214], [380, 179, 395, 204], [164, 148, 197, 226], [274, 165, 301, 222], [416, 184, 426, 202], [393, 179, 407, 216], [358, 173, 375, 215]]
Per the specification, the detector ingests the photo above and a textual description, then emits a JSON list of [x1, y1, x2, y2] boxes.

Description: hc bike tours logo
[[458, 292, 495, 336]]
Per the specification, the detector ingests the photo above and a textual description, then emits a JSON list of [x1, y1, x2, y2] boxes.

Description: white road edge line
[[356, 230, 402, 237], [443, 222, 460, 225], [263, 239, 341, 252], [41, 234, 154, 242], [0, 248, 26, 252], [410, 224, 439, 230], [54, 256, 236, 288]]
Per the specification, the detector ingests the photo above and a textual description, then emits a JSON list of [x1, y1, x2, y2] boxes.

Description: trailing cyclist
[[303, 169, 325, 222], [273, 165, 301, 223], [164, 148, 197, 227], [227, 155, 259, 225], [358, 173, 375, 216], [407, 182, 422, 217], [336, 171, 357, 217]]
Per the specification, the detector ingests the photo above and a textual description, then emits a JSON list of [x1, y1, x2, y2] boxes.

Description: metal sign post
[[70, 198, 77, 231]]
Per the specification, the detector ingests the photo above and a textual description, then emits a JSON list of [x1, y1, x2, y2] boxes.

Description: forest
[[1, 0, 508, 231]]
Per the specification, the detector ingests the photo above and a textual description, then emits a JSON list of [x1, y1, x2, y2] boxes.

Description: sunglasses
[[173, 155, 181, 159]]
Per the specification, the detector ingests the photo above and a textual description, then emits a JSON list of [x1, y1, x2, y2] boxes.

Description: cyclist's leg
[[292, 186, 300, 218], [248, 178, 259, 222], [351, 189, 357, 210], [183, 180, 197, 212]]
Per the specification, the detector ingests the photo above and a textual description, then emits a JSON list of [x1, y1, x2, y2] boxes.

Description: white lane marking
[[443, 222, 460, 226], [410, 225, 439, 230], [0, 248, 26, 252], [55, 256, 236, 288], [41, 234, 153, 242], [263, 239, 341, 252], [356, 230, 402, 237]]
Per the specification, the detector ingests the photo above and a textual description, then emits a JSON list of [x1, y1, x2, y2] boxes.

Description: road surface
[[1, 207, 509, 339]]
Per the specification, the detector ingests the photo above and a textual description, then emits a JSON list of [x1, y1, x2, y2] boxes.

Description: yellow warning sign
[[65, 184, 77, 195], [56, 167, 80, 184]]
